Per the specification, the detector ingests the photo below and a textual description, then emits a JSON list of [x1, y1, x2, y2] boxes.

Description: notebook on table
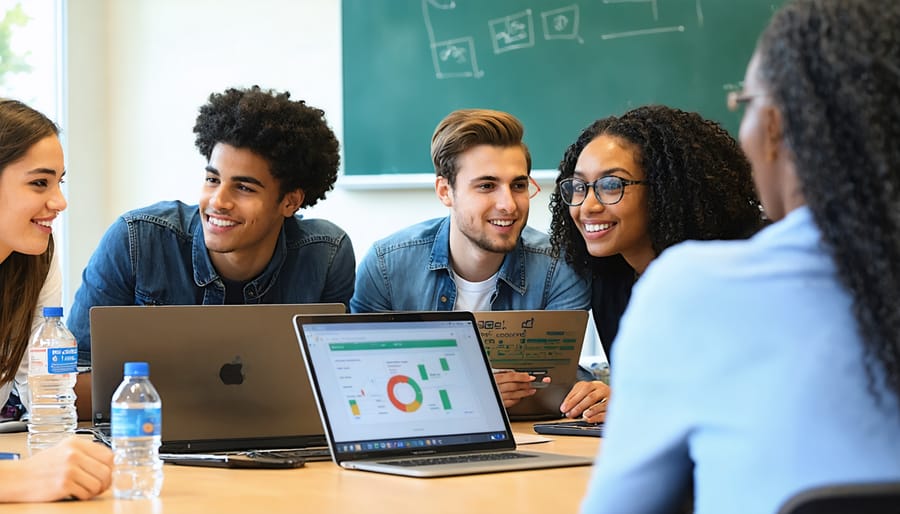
[[293, 311, 594, 478], [89, 303, 345, 455], [474, 310, 589, 421]]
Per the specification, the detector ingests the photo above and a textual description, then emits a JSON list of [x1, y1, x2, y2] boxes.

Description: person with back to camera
[[580, 0, 900, 512], [0, 98, 113, 502], [350, 109, 612, 421], [68, 86, 355, 417]]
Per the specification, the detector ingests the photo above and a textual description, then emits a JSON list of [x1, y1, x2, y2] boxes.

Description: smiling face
[[199, 142, 303, 281], [0, 135, 66, 263], [437, 144, 531, 279], [569, 135, 655, 273]]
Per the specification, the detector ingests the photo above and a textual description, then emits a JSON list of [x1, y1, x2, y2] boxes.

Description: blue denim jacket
[[350, 217, 590, 313], [70, 201, 355, 363]]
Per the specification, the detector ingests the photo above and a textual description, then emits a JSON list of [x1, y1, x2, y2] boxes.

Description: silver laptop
[[90, 303, 345, 453], [474, 310, 589, 421], [293, 311, 594, 478]]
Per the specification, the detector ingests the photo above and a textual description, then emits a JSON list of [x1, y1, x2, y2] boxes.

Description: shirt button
[[440, 296, 448, 303]]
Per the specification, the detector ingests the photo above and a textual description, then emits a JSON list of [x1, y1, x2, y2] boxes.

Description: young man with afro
[[68, 86, 355, 415]]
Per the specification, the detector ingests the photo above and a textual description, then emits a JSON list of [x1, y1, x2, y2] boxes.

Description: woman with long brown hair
[[0, 99, 112, 502]]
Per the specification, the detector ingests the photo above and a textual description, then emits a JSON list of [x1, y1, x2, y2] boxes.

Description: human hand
[[560, 381, 610, 423], [492, 369, 552, 407], [0, 437, 113, 502]]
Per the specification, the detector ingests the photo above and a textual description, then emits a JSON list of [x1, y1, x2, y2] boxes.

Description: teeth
[[585, 223, 612, 233], [208, 217, 238, 228], [34, 220, 53, 227], [490, 220, 514, 227]]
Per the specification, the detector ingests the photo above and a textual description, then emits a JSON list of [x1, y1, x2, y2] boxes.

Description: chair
[[777, 482, 900, 514]]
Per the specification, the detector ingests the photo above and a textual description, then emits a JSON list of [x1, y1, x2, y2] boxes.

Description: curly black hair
[[193, 86, 340, 208], [549, 105, 764, 277], [757, 0, 900, 404]]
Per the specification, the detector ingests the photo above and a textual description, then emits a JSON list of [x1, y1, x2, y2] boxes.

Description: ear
[[280, 189, 305, 217], [763, 105, 785, 163], [436, 176, 453, 207]]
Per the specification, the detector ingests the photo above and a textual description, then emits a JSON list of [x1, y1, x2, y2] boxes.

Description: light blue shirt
[[582, 206, 900, 514], [350, 216, 590, 313]]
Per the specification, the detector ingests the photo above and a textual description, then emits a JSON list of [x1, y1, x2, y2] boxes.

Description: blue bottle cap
[[123, 362, 150, 377], [42, 306, 63, 317]]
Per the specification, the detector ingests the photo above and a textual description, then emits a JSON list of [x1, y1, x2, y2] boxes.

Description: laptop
[[474, 310, 589, 421], [293, 311, 594, 478], [89, 303, 345, 454]]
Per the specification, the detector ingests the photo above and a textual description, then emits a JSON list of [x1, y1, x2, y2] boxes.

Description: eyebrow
[[467, 174, 530, 183], [26, 168, 62, 177], [205, 166, 266, 188], [573, 167, 634, 179]]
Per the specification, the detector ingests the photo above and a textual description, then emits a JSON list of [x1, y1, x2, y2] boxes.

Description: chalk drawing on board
[[695, 0, 705, 27], [601, 25, 685, 40], [541, 5, 584, 43], [430, 38, 483, 78], [422, 0, 483, 78], [426, 0, 456, 9], [488, 9, 535, 54]]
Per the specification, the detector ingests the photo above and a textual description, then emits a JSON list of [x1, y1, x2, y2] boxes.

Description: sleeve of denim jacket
[[68, 216, 136, 364], [349, 243, 391, 313], [544, 257, 591, 311], [318, 232, 356, 308]]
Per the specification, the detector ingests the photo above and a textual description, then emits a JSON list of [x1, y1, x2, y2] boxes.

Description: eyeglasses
[[558, 176, 646, 206], [526, 176, 541, 199], [726, 91, 764, 112]]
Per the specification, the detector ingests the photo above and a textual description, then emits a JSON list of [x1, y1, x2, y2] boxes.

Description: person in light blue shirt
[[69, 87, 355, 414], [350, 109, 601, 419], [581, 1, 900, 512]]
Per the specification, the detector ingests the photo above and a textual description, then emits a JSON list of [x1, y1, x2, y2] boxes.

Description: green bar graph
[[440, 358, 449, 371], [439, 389, 452, 410], [418, 364, 428, 381]]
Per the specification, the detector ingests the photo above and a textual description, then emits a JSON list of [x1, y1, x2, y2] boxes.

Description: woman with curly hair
[[0, 98, 113, 502], [581, 0, 900, 512], [549, 105, 763, 356]]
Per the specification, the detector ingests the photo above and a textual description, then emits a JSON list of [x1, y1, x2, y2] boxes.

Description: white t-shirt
[[450, 266, 499, 312], [0, 250, 62, 411]]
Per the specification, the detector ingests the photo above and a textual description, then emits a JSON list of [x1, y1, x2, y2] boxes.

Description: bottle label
[[28, 347, 78, 375], [111, 407, 161, 438]]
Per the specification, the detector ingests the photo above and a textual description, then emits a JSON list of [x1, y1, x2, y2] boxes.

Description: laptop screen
[[297, 313, 514, 459]]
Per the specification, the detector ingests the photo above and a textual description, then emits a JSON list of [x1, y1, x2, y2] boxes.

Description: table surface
[[0, 422, 602, 513]]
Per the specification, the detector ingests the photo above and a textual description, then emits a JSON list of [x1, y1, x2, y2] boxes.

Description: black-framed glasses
[[558, 176, 646, 206]]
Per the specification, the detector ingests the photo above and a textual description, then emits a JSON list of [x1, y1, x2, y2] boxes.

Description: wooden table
[[0, 423, 601, 513]]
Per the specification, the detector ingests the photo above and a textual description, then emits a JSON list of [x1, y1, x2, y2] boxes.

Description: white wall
[[64, 0, 555, 307]]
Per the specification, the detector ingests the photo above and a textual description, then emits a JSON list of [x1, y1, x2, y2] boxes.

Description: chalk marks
[[422, 0, 706, 79]]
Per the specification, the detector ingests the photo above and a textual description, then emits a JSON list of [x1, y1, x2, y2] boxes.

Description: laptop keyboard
[[384, 452, 537, 467]]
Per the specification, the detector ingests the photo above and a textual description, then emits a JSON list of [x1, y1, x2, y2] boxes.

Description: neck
[[448, 234, 506, 283]]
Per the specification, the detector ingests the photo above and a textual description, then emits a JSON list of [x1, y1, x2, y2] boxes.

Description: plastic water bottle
[[111, 362, 163, 499], [27, 306, 78, 452]]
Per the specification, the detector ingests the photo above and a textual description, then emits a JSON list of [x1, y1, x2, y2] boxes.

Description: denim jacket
[[350, 217, 590, 313], [70, 201, 355, 363]]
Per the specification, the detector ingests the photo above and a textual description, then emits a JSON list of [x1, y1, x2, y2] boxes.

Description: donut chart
[[387, 375, 424, 412]]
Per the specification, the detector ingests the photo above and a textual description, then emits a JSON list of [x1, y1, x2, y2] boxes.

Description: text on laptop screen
[[302, 320, 508, 444]]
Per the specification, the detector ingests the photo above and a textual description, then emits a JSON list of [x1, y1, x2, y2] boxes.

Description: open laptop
[[89, 303, 345, 454], [474, 310, 589, 420], [293, 311, 594, 478]]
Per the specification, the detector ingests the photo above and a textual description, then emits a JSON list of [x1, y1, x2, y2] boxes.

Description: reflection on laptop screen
[[302, 319, 509, 454]]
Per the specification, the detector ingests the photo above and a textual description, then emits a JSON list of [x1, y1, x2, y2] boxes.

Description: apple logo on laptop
[[219, 357, 244, 385]]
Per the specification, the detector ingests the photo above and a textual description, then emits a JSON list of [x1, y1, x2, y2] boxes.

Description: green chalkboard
[[342, 0, 782, 178]]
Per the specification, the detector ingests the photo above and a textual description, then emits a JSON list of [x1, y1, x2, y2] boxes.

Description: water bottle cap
[[123, 362, 150, 377], [42, 306, 63, 317]]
